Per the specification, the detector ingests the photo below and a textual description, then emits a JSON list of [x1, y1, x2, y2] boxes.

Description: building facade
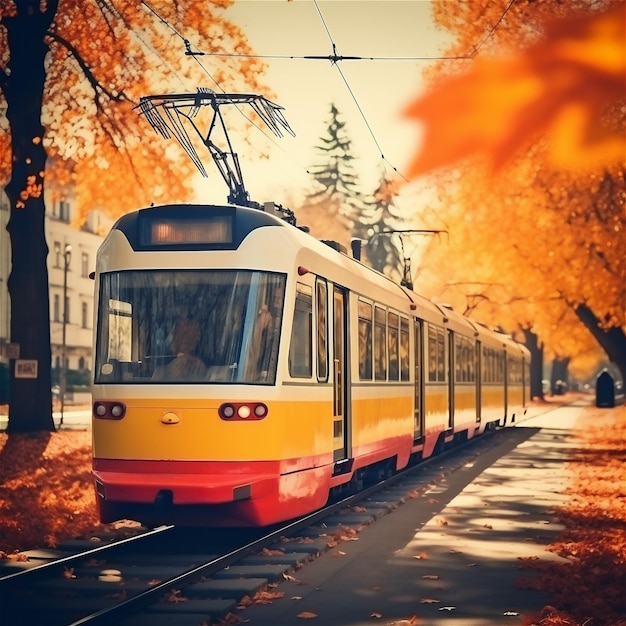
[[0, 192, 109, 386]]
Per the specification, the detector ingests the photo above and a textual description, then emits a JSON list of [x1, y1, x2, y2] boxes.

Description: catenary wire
[[140, 0, 516, 198]]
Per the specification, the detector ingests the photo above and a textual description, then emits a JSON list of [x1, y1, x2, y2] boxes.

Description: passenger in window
[[154, 318, 206, 381]]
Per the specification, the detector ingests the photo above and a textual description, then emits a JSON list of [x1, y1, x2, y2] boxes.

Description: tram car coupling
[[90, 202, 530, 527]]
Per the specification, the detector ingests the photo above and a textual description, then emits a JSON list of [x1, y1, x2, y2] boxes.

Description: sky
[[192, 0, 452, 207]]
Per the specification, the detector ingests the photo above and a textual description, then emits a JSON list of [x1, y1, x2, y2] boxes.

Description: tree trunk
[[550, 357, 570, 395], [3, 4, 57, 433], [575, 303, 626, 384], [523, 327, 544, 400]]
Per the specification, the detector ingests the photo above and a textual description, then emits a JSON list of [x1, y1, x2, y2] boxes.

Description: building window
[[81, 252, 89, 278], [53, 294, 60, 322], [81, 302, 88, 329], [78, 356, 86, 369], [53, 241, 61, 267], [59, 200, 70, 222]]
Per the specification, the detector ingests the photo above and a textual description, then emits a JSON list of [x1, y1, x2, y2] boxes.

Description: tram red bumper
[[92, 458, 332, 526], [92, 459, 278, 504]]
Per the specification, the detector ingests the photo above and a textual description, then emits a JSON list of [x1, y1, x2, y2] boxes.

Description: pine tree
[[304, 103, 364, 231], [359, 171, 403, 278]]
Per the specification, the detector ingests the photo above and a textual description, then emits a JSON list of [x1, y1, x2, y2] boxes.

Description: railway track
[[0, 425, 542, 626]]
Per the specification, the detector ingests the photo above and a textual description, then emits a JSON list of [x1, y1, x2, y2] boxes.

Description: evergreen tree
[[358, 171, 403, 277], [304, 103, 364, 230]]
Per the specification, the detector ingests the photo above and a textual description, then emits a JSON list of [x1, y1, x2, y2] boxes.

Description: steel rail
[[0, 524, 174, 585]]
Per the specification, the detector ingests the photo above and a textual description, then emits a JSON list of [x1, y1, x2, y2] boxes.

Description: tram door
[[332, 286, 350, 462], [413, 319, 424, 440], [447, 330, 454, 430], [475, 342, 482, 423]]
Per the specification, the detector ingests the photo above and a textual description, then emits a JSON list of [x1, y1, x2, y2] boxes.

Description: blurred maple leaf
[[404, 5, 625, 176]]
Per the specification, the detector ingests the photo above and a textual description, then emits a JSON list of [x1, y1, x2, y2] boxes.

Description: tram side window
[[358, 300, 373, 380], [455, 336, 476, 383], [400, 316, 410, 381], [482, 347, 503, 383], [316, 280, 328, 381], [455, 335, 464, 383], [507, 357, 515, 383], [497, 351, 505, 384], [374, 306, 387, 381], [482, 347, 491, 383], [428, 324, 446, 382], [288, 283, 313, 378], [388, 312, 399, 381]]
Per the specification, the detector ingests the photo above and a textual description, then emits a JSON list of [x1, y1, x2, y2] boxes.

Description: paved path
[[242, 402, 587, 625]]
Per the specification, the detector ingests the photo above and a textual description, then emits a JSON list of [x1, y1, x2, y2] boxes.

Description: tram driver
[[153, 317, 207, 381]]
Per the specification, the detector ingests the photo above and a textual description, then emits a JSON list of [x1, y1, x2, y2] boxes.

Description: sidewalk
[[242, 402, 587, 625], [0, 405, 92, 431]]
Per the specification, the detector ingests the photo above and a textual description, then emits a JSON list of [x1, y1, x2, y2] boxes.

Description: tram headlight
[[220, 404, 236, 419], [219, 402, 268, 421], [254, 403, 268, 418], [93, 401, 126, 420]]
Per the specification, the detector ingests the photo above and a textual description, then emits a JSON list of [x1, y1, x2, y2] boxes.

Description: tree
[[358, 171, 403, 277], [523, 328, 545, 400], [403, 1, 625, 382], [302, 103, 364, 245], [0, 1, 270, 432]]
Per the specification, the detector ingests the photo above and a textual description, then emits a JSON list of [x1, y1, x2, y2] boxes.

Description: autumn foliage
[[0, 428, 100, 554], [404, 3, 624, 176], [0, 1, 272, 223], [402, 0, 625, 382]]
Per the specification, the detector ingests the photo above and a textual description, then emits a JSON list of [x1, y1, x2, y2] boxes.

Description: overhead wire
[[141, 0, 302, 175], [141, 0, 222, 91], [310, 0, 409, 183], [140, 0, 516, 199]]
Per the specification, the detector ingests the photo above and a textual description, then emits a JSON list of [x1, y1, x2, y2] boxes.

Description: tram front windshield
[[94, 270, 285, 384]]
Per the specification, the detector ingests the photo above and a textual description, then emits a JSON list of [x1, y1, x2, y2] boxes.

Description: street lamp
[[60, 244, 72, 425]]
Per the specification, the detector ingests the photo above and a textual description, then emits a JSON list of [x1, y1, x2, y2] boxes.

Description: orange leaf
[[404, 5, 625, 176]]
